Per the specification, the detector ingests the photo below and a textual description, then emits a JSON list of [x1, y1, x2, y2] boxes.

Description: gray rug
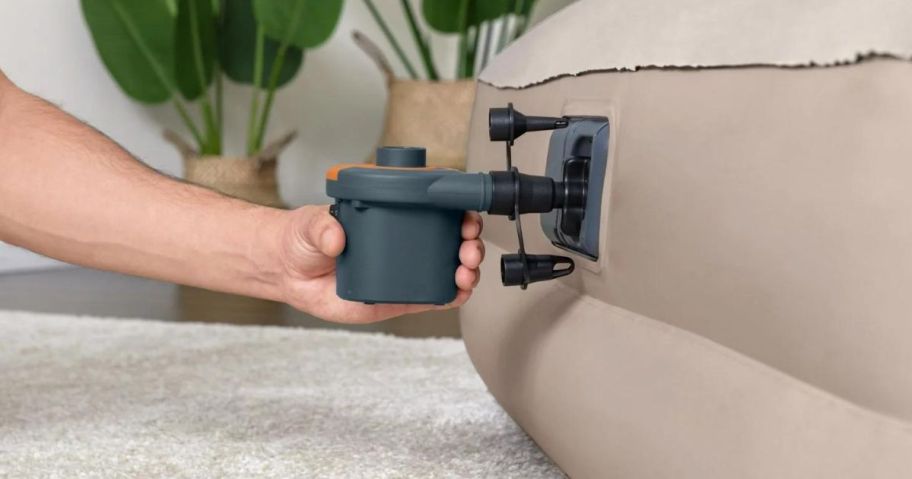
[[0, 311, 562, 478]]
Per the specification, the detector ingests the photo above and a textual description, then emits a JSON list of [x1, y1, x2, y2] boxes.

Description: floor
[[0, 267, 460, 338]]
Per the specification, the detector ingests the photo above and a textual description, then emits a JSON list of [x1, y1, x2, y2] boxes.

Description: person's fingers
[[462, 211, 483, 240], [444, 289, 472, 308], [455, 264, 478, 290], [459, 239, 485, 269], [299, 205, 345, 257]]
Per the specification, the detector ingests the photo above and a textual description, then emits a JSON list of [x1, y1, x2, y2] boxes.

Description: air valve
[[325, 105, 589, 304], [487, 103, 575, 290]]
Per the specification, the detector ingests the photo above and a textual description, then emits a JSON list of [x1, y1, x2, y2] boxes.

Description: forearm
[[0, 75, 289, 301]]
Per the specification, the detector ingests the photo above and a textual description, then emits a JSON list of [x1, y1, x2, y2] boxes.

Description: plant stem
[[171, 98, 205, 148], [495, 17, 508, 53], [111, 0, 204, 150], [363, 0, 418, 79], [511, 0, 530, 41], [188, 0, 219, 154], [400, 0, 438, 80], [215, 0, 224, 136], [197, 100, 218, 155], [252, 42, 288, 152], [496, 2, 514, 53], [246, 27, 265, 156], [455, 0, 470, 78], [251, 0, 306, 153], [479, 21, 493, 71], [457, 31, 466, 79], [512, 0, 526, 18], [466, 25, 480, 78], [215, 63, 223, 138]]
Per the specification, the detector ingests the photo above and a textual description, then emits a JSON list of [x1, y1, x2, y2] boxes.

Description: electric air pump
[[326, 104, 610, 304]]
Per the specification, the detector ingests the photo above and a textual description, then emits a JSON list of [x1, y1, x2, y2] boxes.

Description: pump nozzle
[[427, 171, 566, 215]]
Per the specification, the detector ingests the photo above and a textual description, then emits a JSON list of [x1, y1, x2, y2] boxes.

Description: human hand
[[273, 205, 484, 323]]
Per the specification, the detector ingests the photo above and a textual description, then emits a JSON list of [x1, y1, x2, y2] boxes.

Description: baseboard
[[0, 244, 69, 274]]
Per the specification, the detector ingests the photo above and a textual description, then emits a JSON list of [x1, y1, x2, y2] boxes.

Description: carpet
[[0, 311, 563, 478]]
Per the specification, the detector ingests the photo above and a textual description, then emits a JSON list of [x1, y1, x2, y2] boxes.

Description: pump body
[[331, 198, 464, 305], [326, 145, 580, 304], [327, 147, 467, 304]]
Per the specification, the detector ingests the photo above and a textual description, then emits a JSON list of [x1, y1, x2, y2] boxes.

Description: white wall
[[0, 0, 571, 274]]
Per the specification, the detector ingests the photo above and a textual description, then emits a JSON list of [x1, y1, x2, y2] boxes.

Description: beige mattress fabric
[[462, 11, 912, 475], [465, 243, 912, 479], [479, 0, 912, 88]]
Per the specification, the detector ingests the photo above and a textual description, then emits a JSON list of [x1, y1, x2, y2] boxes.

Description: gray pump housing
[[327, 147, 490, 304]]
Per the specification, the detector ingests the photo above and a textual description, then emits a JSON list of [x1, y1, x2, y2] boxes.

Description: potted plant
[[356, 0, 540, 170], [81, 0, 343, 316], [81, 0, 343, 207]]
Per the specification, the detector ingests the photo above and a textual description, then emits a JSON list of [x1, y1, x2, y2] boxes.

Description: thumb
[[292, 205, 345, 262]]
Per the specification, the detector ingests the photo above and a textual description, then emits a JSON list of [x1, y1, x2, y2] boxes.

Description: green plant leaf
[[252, 0, 344, 49], [175, 0, 218, 100], [221, 0, 303, 87], [421, 0, 512, 33], [81, 0, 177, 104]]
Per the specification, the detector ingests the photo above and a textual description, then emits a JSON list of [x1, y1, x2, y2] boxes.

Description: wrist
[[244, 205, 294, 303]]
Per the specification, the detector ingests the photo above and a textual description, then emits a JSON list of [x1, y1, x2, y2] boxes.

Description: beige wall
[[0, 0, 572, 273]]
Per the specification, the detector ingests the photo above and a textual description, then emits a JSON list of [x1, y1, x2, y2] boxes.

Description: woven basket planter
[[354, 32, 476, 170], [165, 130, 295, 208]]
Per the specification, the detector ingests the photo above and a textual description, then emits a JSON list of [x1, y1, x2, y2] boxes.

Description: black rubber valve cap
[[489, 106, 515, 142], [501, 254, 575, 287]]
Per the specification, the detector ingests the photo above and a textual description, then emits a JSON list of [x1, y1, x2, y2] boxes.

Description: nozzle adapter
[[501, 254, 575, 287], [489, 103, 569, 143]]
